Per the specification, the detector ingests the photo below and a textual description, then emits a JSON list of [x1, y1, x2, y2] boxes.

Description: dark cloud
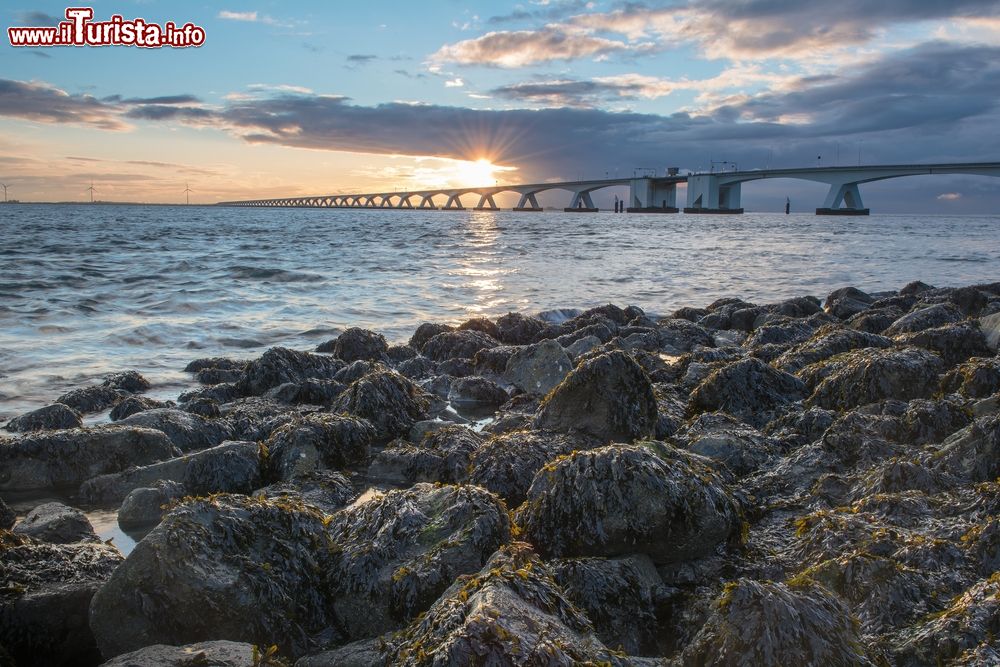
[[124, 105, 219, 122], [346, 54, 378, 66], [0, 79, 126, 130], [120, 95, 202, 105], [489, 76, 674, 107], [487, 0, 592, 25], [394, 69, 428, 79]]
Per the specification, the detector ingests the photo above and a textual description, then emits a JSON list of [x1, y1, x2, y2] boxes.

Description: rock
[[949, 285, 990, 316], [89, 494, 341, 660], [334, 360, 385, 384], [495, 312, 546, 345], [0, 497, 14, 529], [469, 345, 516, 375], [657, 319, 716, 352], [220, 398, 297, 442], [895, 321, 992, 366], [297, 638, 385, 667], [556, 322, 615, 347], [927, 416, 1000, 483], [515, 441, 741, 563], [564, 334, 602, 358], [265, 413, 376, 481], [681, 579, 873, 666], [884, 302, 963, 336], [773, 328, 893, 374], [237, 347, 346, 396], [673, 306, 710, 322], [80, 440, 261, 505], [181, 396, 221, 418], [826, 296, 872, 320], [264, 378, 347, 406], [0, 532, 123, 667], [535, 350, 657, 443], [437, 358, 474, 377], [421, 330, 499, 362], [100, 641, 255, 667], [55, 385, 127, 414], [806, 348, 944, 411], [329, 327, 389, 363], [688, 358, 805, 428], [368, 426, 483, 485], [826, 286, 875, 307], [109, 395, 173, 421], [396, 356, 437, 380], [941, 357, 1000, 398], [980, 311, 1000, 352], [675, 412, 784, 477], [551, 554, 672, 656], [3, 403, 82, 433], [457, 316, 501, 340], [0, 425, 176, 493], [183, 357, 247, 374], [13, 502, 98, 543], [447, 376, 508, 409], [386, 344, 417, 363], [502, 340, 572, 395], [744, 318, 816, 349], [178, 382, 240, 405], [193, 367, 244, 385], [257, 469, 355, 515], [467, 430, 586, 506], [117, 480, 186, 530], [901, 280, 935, 296], [327, 483, 512, 641], [899, 397, 972, 445], [331, 370, 430, 442], [102, 370, 150, 393], [408, 322, 453, 351], [383, 543, 620, 665], [118, 408, 235, 452], [847, 306, 904, 334]]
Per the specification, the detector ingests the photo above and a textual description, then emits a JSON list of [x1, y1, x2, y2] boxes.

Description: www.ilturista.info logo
[[7, 7, 206, 48]]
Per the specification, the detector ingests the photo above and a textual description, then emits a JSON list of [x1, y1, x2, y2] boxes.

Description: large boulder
[[773, 329, 892, 374], [884, 302, 963, 336], [55, 385, 127, 414], [420, 330, 499, 362], [80, 440, 261, 505], [326, 483, 512, 641], [237, 347, 345, 396], [895, 321, 992, 366], [0, 426, 176, 493], [516, 441, 742, 563], [265, 413, 376, 481], [101, 641, 255, 667], [681, 579, 873, 666], [13, 502, 98, 544], [327, 327, 388, 363], [382, 543, 622, 666], [535, 351, 657, 443], [110, 395, 173, 421], [102, 370, 151, 394], [447, 376, 508, 411], [927, 416, 1000, 483], [331, 371, 430, 442], [468, 429, 587, 506], [257, 469, 356, 515], [495, 312, 546, 345], [806, 348, 944, 411], [688, 358, 805, 428], [89, 495, 340, 660], [0, 531, 123, 666], [117, 408, 235, 452], [3, 403, 82, 433], [503, 339, 572, 395], [117, 480, 186, 530], [408, 322, 453, 351], [367, 426, 483, 485]]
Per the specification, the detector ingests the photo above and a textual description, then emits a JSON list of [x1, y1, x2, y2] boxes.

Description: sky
[[1, 0, 1000, 211]]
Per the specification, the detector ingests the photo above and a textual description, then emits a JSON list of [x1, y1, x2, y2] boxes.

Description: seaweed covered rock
[[117, 480, 186, 530], [516, 441, 741, 563], [895, 321, 992, 366], [447, 376, 508, 410], [457, 316, 501, 340], [3, 403, 82, 433], [0, 425, 176, 493], [495, 312, 546, 345], [551, 554, 672, 656], [0, 531, 124, 667], [257, 469, 356, 515], [421, 329, 499, 362], [773, 329, 893, 374], [80, 440, 260, 506], [981, 311, 1000, 352], [675, 412, 784, 477], [503, 339, 572, 395], [331, 370, 430, 442], [688, 358, 805, 428], [89, 494, 340, 660], [117, 408, 235, 452], [884, 303, 963, 336], [102, 370, 151, 394], [101, 641, 256, 667], [55, 385, 127, 414], [328, 327, 389, 363], [109, 395, 173, 421], [264, 378, 347, 406], [408, 322, 453, 351], [237, 346, 346, 396], [468, 429, 587, 506], [0, 498, 14, 530], [682, 579, 872, 666], [327, 483, 512, 641], [535, 350, 657, 443], [368, 425, 483, 485], [383, 543, 621, 666], [927, 416, 1000, 483], [940, 356, 1000, 398], [806, 348, 943, 411], [13, 502, 97, 544], [265, 413, 375, 480]]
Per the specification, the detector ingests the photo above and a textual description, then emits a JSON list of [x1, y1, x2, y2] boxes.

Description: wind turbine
[[87, 181, 96, 203], [0, 183, 8, 202], [183, 183, 193, 205]]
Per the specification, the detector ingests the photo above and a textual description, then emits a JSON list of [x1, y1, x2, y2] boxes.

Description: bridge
[[217, 162, 1000, 215]]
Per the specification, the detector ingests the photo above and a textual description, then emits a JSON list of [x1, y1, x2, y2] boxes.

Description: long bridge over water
[[218, 162, 1000, 215]]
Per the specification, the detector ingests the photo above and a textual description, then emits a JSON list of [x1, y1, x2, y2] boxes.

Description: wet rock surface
[[3, 403, 82, 433], [13, 502, 98, 544]]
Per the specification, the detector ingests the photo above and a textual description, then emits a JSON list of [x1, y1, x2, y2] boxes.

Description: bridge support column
[[565, 190, 598, 212], [817, 182, 869, 215], [474, 193, 499, 210], [442, 194, 465, 210], [627, 178, 679, 212], [684, 175, 744, 213], [513, 192, 542, 211], [397, 195, 414, 209]]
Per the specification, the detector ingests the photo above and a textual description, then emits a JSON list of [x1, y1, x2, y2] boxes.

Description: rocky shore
[[2, 280, 1000, 666]]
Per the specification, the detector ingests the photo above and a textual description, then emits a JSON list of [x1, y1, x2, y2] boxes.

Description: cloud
[[16, 11, 61, 25], [346, 54, 378, 66], [0, 79, 127, 130], [487, 0, 592, 25], [938, 192, 963, 200], [445, 78, 465, 88], [430, 28, 653, 67], [218, 10, 259, 22]]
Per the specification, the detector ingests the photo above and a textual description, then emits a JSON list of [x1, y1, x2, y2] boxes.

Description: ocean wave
[[227, 265, 324, 283]]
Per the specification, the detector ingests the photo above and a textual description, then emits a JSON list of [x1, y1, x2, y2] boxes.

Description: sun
[[458, 158, 504, 188]]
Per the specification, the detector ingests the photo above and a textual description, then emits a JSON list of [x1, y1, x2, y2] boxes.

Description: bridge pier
[[627, 178, 679, 212], [513, 191, 542, 211], [684, 175, 744, 214], [565, 190, 598, 212], [817, 182, 869, 215], [474, 193, 499, 210], [442, 194, 465, 210]]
